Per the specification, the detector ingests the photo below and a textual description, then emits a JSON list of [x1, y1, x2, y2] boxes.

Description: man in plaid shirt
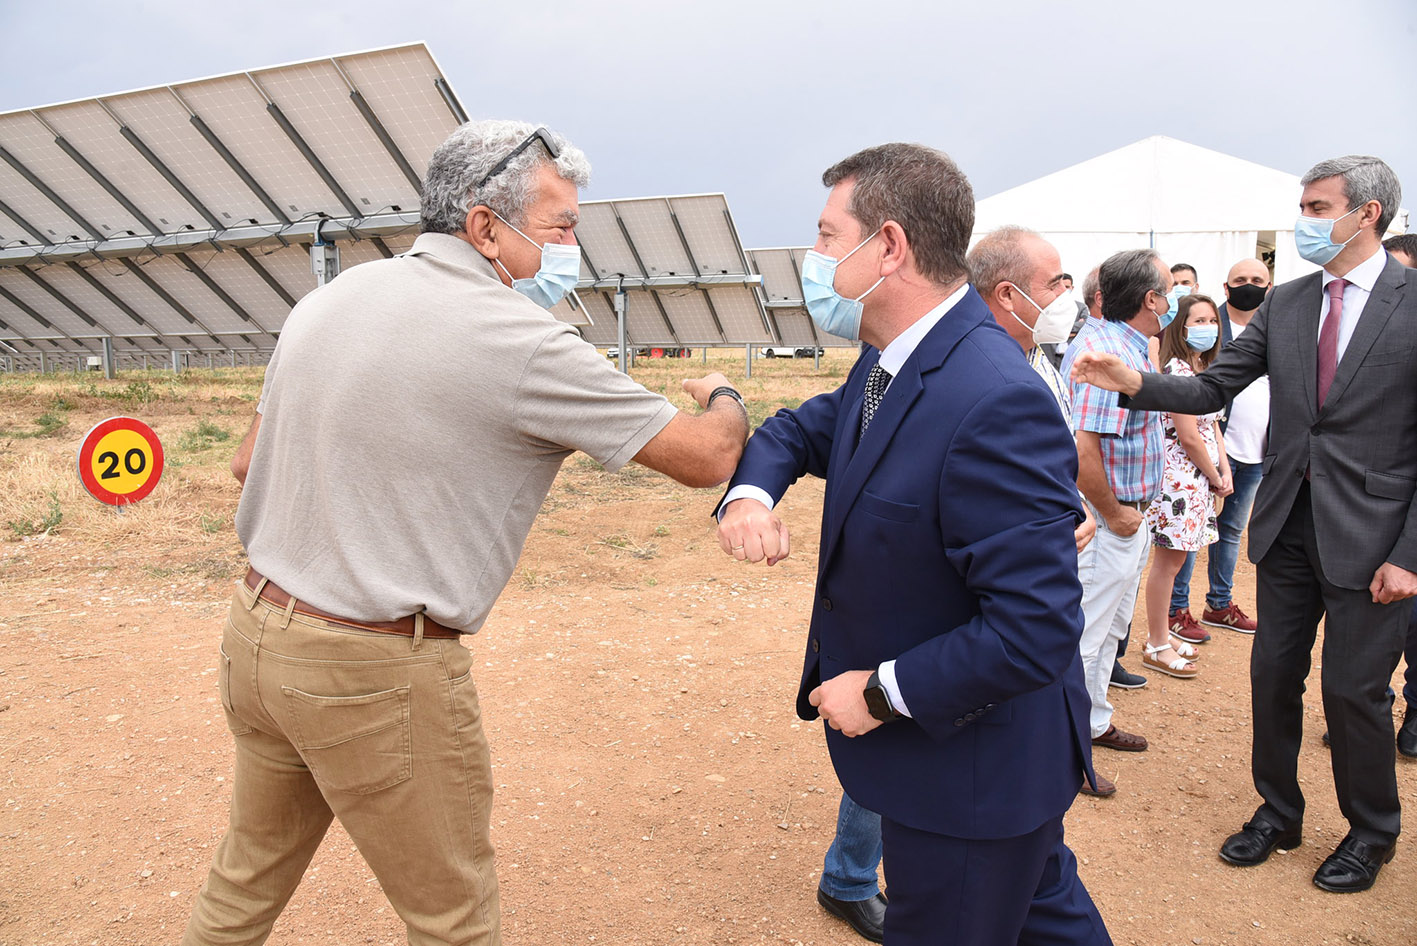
[[1060, 249, 1171, 792]]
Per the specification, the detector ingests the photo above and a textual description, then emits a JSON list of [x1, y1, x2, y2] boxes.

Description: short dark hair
[[1158, 293, 1220, 369], [823, 143, 973, 286], [1384, 233, 1417, 262], [1170, 263, 1198, 281], [1061, 273, 1074, 282], [1099, 249, 1166, 322]]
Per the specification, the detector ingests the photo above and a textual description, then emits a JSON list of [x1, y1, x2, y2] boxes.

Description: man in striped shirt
[[1059, 249, 1171, 786]]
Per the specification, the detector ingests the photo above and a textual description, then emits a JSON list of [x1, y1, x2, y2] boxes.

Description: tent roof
[[974, 136, 1307, 234]]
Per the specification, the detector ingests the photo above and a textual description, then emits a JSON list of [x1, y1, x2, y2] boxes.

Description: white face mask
[[1006, 283, 1075, 346]]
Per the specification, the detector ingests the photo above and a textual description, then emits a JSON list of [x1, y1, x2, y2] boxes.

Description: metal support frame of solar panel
[[0, 43, 461, 360], [560, 194, 769, 349], [745, 246, 857, 348]]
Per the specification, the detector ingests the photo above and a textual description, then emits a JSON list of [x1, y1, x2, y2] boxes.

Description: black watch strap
[[864, 669, 901, 722], [707, 385, 744, 409]]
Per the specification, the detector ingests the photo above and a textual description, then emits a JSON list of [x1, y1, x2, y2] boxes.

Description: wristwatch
[[863, 670, 902, 723]]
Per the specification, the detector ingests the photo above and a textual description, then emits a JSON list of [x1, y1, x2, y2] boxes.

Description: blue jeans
[[820, 792, 883, 900], [1171, 457, 1263, 613]]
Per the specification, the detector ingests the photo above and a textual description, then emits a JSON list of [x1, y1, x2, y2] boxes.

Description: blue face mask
[[1295, 203, 1367, 266], [800, 230, 884, 340], [1157, 286, 1189, 330], [1186, 325, 1219, 351], [493, 212, 582, 308]]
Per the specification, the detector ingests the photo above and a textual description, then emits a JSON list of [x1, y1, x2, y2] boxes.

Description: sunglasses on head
[[476, 127, 559, 190]]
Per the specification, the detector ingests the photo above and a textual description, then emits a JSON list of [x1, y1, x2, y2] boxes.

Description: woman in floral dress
[[1142, 294, 1233, 678]]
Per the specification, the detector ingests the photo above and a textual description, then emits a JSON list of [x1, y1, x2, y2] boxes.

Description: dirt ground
[[1, 353, 1414, 946]]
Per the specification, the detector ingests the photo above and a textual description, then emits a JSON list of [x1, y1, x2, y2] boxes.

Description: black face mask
[[1226, 282, 1268, 312]]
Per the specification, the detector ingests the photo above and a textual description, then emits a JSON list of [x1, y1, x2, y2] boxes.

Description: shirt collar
[[406, 232, 499, 279], [1114, 317, 1152, 353], [1322, 245, 1385, 293], [877, 283, 971, 377]]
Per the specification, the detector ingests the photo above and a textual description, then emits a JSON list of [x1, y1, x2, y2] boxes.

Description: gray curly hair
[[419, 120, 591, 235]]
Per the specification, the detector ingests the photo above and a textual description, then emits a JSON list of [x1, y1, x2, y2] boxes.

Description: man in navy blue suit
[[717, 143, 1111, 945]]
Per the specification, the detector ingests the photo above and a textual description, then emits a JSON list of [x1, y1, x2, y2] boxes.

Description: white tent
[[972, 136, 1410, 297]]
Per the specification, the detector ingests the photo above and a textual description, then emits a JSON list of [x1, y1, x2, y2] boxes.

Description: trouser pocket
[[217, 643, 254, 736], [282, 685, 412, 794]]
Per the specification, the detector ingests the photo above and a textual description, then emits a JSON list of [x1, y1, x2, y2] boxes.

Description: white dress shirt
[[720, 284, 971, 718], [1321, 247, 1388, 363]]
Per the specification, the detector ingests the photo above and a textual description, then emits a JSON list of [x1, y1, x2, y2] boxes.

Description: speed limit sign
[[77, 416, 165, 506]]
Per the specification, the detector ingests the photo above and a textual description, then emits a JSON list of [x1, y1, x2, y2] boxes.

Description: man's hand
[[808, 670, 882, 738], [682, 372, 736, 409], [1105, 504, 1143, 537], [1070, 351, 1144, 396], [717, 498, 791, 565], [1075, 501, 1097, 553], [1370, 561, 1417, 604]]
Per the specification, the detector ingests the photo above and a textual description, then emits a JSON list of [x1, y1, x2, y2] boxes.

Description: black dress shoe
[[817, 889, 886, 943], [1312, 835, 1396, 893], [1398, 707, 1417, 759], [1219, 819, 1302, 866]]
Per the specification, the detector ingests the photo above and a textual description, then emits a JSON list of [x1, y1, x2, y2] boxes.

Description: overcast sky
[[3, 0, 1414, 248]]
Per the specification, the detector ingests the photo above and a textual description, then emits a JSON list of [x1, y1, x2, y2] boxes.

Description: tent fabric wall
[[1154, 231, 1258, 299]]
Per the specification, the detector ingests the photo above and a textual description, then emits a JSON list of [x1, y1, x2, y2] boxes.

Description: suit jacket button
[[822, 597, 833, 611], [954, 718, 965, 727], [811, 638, 819, 653]]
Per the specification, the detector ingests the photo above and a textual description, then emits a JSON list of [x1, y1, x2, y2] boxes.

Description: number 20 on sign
[[77, 417, 164, 507]]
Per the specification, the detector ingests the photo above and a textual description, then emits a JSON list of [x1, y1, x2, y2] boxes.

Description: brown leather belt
[[243, 568, 461, 640], [1117, 499, 1150, 511]]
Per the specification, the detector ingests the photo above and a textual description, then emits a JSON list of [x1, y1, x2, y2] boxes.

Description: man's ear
[[464, 205, 499, 258], [1361, 199, 1383, 232], [993, 281, 1018, 314], [878, 220, 909, 277]]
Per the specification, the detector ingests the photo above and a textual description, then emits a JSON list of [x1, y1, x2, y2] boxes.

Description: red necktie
[[1316, 277, 1347, 409]]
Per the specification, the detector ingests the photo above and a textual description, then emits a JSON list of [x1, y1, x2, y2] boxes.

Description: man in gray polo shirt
[[183, 120, 748, 946]]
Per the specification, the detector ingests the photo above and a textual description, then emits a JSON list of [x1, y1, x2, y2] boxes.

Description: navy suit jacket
[[726, 288, 1094, 839]]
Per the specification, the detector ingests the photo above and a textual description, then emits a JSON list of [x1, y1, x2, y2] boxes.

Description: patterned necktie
[[1317, 277, 1347, 409], [859, 364, 892, 438]]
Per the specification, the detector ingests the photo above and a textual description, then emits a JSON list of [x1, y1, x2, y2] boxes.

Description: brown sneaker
[[1169, 607, 1211, 644], [1201, 602, 1257, 634], [1081, 772, 1117, 797]]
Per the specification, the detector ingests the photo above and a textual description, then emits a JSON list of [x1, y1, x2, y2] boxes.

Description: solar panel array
[[552, 194, 770, 346], [0, 44, 450, 360], [0, 45, 805, 366], [745, 246, 854, 347]]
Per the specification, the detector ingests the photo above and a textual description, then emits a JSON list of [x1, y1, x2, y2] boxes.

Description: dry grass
[[0, 351, 845, 554], [0, 368, 258, 573]]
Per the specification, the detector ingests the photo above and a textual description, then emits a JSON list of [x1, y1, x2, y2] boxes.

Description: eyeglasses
[[475, 127, 559, 190]]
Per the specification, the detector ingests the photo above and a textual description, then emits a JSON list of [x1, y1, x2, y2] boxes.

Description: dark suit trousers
[[1252, 483, 1410, 845], [879, 814, 1111, 946]]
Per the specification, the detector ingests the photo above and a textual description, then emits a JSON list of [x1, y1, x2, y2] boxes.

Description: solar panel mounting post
[[615, 281, 628, 374], [101, 336, 115, 379]]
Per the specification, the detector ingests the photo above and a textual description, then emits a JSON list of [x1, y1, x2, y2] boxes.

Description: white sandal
[[1167, 636, 1202, 660], [1143, 642, 1198, 679]]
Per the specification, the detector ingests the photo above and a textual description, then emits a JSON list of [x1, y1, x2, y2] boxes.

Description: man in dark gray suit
[[1071, 155, 1417, 894]]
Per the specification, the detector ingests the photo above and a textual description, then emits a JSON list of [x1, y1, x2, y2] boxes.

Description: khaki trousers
[[182, 582, 499, 946]]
